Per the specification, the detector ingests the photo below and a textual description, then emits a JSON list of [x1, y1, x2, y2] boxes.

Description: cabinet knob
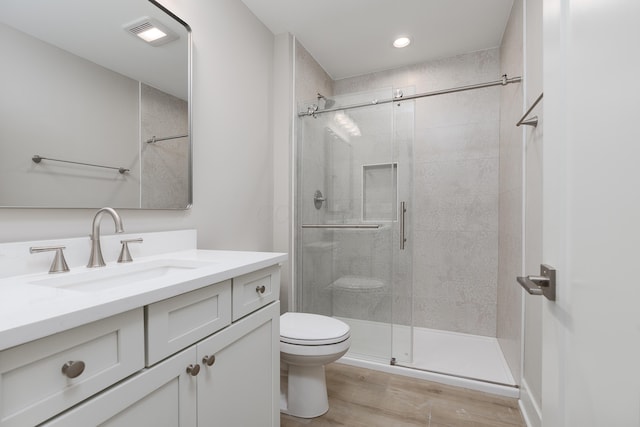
[[256, 285, 266, 294], [62, 360, 85, 379], [186, 363, 201, 376], [202, 355, 216, 366]]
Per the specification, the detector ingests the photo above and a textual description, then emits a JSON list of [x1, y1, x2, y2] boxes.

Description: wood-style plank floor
[[281, 363, 526, 427]]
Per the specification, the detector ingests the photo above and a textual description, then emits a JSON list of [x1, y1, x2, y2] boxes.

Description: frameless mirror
[[0, 0, 191, 209]]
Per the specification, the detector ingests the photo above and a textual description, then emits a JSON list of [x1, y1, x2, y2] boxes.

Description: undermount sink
[[28, 259, 213, 292]]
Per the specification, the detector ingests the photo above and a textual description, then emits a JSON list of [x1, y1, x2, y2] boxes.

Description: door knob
[[517, 264, 556, 301]]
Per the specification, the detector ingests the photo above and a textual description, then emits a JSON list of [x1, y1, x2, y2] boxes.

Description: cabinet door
[[197, 302, 280, 427], [42, 347, 198, 427]]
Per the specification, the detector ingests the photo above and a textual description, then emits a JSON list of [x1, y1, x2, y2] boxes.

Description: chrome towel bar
[[301, 224, 381, 229], [32, 155, 129, 174], [146, 134, 188, 144]]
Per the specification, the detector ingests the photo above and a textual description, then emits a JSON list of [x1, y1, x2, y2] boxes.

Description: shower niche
[[362, 162, 397, 222]]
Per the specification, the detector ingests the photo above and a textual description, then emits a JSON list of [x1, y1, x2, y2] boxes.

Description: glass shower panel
[[297, 88, 398, 364], [391, 88, 415, 365]]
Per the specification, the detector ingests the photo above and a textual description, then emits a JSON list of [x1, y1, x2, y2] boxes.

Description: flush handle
[[517, 264, 556, 301]]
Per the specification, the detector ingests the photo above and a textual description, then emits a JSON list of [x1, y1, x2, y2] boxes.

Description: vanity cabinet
[[42, 346, 198, 427], [15, 264, 281, 427], [0, 309, 144, 427], [196, 301, 279, 426]]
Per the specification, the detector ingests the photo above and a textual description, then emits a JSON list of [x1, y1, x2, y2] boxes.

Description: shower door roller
[[517, 264, 556, 301]]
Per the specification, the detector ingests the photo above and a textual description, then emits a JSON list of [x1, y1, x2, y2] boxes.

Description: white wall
[[497, 0, 524, 387], [0, 0, 275, 256], [272, 33, 294, 311], [521, 0, 543, 425]]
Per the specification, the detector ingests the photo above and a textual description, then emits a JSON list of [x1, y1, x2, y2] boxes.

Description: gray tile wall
[[140, 83, 189, 209], [335, 49, 501, 336]]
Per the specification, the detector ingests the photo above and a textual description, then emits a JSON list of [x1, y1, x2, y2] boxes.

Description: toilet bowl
[[280, 312, 351, 418]]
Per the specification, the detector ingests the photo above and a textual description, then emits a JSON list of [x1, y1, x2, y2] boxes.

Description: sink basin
[[28, 259, 213, 292]]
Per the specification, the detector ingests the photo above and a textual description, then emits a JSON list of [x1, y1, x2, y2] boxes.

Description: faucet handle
[[30, 246, 70, 274], [118, 238, 143, 263]]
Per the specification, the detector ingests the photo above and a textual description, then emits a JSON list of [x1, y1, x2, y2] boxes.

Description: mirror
[[0, 0, 191, 209]]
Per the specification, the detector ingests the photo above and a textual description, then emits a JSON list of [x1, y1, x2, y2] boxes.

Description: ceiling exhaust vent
[[124, 17, 178, 46]]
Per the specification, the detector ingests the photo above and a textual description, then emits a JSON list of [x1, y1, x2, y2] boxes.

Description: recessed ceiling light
[[393, 36, 411, 48]]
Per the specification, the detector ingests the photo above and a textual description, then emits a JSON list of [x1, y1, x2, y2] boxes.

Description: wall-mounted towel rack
[[517, 92, 544, 127], [145, 134, 188, 144], [32, 155, 130, 174], [301, 224, 381, 229]]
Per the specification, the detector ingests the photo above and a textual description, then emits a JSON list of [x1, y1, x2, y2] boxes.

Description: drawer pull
[[202, 355, 216, 366], [256, 285, 266, 294], [186, 363, 201, 376], [62, 360, 86, 379]]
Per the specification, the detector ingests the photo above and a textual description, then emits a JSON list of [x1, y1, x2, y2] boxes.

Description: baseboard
[[518, 378, 542, 427]]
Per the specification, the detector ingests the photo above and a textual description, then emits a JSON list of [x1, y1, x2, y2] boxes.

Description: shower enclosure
[[295, 81, 517, 393]]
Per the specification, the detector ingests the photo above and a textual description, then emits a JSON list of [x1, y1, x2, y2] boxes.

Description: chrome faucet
[[87, 207, 124, 268]]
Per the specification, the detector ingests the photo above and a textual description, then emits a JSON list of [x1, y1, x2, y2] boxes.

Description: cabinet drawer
[[232, 265, 280, 321], [146, 280, 231, 366], [42, 346, 197, 427], [0, 309, 144, 427]]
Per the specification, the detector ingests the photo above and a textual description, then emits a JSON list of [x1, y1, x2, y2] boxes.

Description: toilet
[[280, 312, 351, 418]]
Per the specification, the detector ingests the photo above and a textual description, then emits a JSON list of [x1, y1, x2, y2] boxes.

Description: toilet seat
[[280, 313, 350, 346]]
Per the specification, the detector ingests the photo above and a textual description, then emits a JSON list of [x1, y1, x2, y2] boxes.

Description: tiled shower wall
[[295, 40, 334, 315], [334, 49, 501, 336], [141, 83, 189, 209]]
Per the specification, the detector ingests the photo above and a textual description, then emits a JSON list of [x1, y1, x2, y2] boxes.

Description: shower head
[[317, 93, 335, 109]]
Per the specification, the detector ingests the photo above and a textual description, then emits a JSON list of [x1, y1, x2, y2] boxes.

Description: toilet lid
[[280, 313, 350, 345]]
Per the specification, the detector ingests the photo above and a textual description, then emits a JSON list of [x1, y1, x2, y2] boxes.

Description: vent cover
[[124, 17, 178, 46]]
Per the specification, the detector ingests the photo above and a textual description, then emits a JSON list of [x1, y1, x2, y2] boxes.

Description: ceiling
[[241, 0, 515, 80]]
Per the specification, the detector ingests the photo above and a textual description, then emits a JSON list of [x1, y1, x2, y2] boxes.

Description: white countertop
[[0, 248, 286, 351]]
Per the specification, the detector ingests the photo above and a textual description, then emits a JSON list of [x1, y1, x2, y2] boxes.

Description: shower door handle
[[400, 201, 407, 250]]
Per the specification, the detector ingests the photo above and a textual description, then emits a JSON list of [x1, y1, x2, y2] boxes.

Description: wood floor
[[281, 363, 526, 427]]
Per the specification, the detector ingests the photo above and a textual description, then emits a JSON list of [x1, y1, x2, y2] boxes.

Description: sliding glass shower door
[[296, 88, 414, 364]]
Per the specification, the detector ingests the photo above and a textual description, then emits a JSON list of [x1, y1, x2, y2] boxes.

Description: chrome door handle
[[517, 264, 556, 301]]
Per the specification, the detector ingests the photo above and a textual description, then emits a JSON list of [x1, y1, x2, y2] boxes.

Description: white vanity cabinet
[[42, 346, 198, 427], [196, 301, 280, 427], [27, 264, 282, 427], [0, 309, 144, 427]]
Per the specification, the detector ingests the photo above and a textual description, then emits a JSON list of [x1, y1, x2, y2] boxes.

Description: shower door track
[[391, 361, 519, 389], [298, 74, 521, 117]]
